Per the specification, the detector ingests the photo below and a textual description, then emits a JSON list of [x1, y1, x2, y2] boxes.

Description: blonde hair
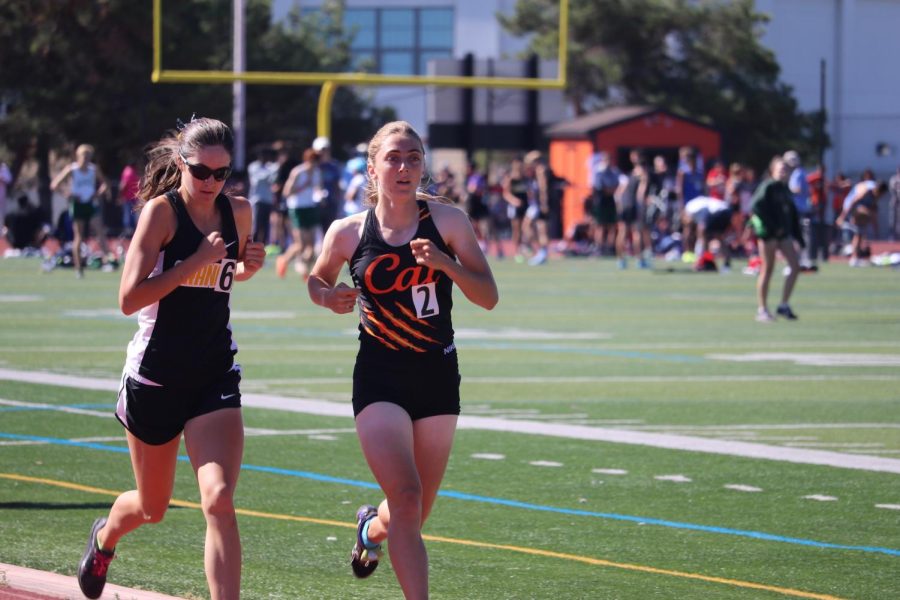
[[364, 121, 441, 207], [75, 144, 94, 160], [524, 150, 544, 166]]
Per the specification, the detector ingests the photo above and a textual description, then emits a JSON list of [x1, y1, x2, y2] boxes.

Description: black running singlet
[[349, 200, 456, 354], [124, 191, 240, 387]]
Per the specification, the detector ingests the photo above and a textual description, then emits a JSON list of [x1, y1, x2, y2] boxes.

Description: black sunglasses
[[180, 153, 232, 182]]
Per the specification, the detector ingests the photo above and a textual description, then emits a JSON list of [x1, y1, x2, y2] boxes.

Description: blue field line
[[237, 463, 381, 490], [438, 490, 900, 557], [0, 432, 131, 453], [3, 431, 898, 558]]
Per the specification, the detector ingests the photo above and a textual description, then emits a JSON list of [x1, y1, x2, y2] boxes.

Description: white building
[[276, 0, 899, 180], [757, 0, 900, 181], [275, 0, 533, 138]]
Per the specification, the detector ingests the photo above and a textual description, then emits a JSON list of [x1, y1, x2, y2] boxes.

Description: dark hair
[[137, 117, 234, 207], [302, 148, 319, 164]]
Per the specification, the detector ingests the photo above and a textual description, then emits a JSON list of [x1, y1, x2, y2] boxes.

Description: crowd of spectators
[[2, 142, 898, 274]]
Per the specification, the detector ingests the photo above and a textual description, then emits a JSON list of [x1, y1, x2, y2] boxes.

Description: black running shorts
[[352, 344, 461, 421], [115, 366, 242, 445]]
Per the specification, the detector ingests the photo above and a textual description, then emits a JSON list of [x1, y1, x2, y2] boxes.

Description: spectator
[[837, 179, 888, 267], [724, 162, 753, 257], [614, 154, 650, 269], [750, 155, 803, 322], [0, 159, 12, 223], [675, 146, 705, 209], [312, 136, 343, 233], [246, 147, 279, 244], [433, 165, 461, 205], [806, 164, 828, 262], [590, 152, 620, 256], [50, 143, 110, 278], [464, 160, 501, 257], [705, 159, 727, 200], [4, 194, 47, 254], [502, 157, 531, 261], [889, 165, 900, 241], [828, 172, 852, 254], [681, 196, 733, 272], [270, 142, 300, 252], [343, 157, 367, 217], [277, 148, 324, 280], [783, 150, 816, 271], [523, 150, 555, 266], [648, 154, 677, 222], [117, 157, 141, 239]]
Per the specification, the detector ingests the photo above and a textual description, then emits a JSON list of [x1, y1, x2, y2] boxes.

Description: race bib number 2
[[412, 282, 439, 318]]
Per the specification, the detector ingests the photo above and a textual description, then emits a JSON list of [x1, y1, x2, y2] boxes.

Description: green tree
[[0, 0, 389, 216], [499, 0, 827, 169]]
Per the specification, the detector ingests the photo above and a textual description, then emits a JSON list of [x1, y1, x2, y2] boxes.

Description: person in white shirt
[[275, 147, 324, 280], [837, 179, 888, 266], [246, 147, 279, 244], [50, 144, 109, 278], [682, 195, 733, 271]]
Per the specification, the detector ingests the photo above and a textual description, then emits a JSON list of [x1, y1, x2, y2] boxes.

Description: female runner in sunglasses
[[76, 117, 266, 600]]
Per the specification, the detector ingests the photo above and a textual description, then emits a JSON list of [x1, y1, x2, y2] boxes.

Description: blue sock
[[361, 518, 379, 549]]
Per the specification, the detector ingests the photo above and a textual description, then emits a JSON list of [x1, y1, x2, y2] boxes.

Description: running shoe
[[755, 309, 775, 323], [776, 304, 798, 320], [350, 504, 382, 578], [528, 248, 548, 266], [78, 517, 115, 599], [275, 255, 288, 278]]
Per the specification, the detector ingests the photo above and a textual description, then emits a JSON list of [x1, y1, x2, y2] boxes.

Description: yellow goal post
[[151, 0, 569, 138]]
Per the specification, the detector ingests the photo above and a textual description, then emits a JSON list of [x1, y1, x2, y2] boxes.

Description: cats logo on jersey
[[358, 252, 445, 352]]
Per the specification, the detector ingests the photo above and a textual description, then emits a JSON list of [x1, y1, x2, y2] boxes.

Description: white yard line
[[0, 398, 111, 417], [708, 352, 900, 367], [2, 368, 900, 475], [457, 375, 900, 383], [632, 423, 900, 431], [725, 484, 763, 493]]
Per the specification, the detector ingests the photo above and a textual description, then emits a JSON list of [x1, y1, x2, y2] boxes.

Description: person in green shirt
[[749, 155, 803, 322]]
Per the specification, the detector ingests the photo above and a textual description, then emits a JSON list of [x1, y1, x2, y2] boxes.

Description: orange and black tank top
[[349, 200, 456, 355]]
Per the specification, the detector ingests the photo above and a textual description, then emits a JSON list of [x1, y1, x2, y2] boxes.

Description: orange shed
[[546, 105, 721, 236]]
